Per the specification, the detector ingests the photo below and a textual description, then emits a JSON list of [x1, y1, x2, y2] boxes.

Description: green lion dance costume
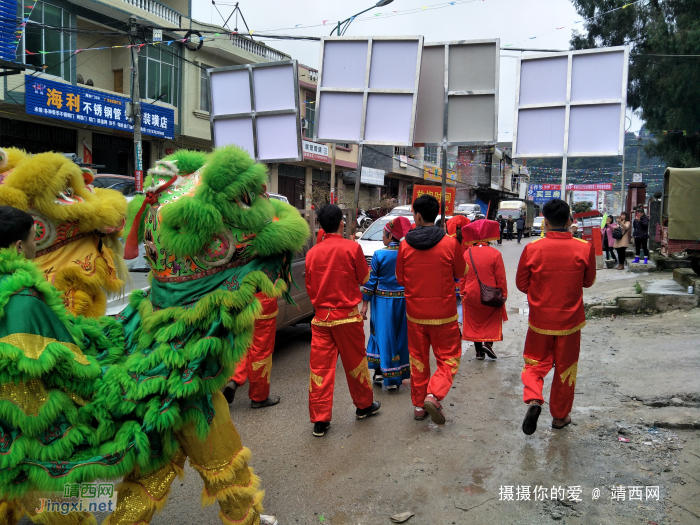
[[0, 146, 310, 525]]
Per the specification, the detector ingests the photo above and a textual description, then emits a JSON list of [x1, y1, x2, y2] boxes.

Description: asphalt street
[[21, 236, 699, 525]]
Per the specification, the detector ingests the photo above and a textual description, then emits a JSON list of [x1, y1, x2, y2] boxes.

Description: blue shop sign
[[25, 77, 174, 140], [527, 184, 561, 207]]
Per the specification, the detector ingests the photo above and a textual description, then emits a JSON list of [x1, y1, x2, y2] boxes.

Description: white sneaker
[[260, 516, 278, 525]]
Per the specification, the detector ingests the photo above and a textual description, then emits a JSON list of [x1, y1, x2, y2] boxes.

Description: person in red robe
[[516, 199, 596, 435], [223, 292, 280, 408], [305, 204, 379, 437], [447, 215, 471, 301], [460, 220, 508, 360], [396, 195, 466, 425]]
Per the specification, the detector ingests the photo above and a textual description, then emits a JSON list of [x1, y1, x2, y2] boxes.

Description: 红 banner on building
[[412, 184, 455, 215], [25, 77, 174, 140]]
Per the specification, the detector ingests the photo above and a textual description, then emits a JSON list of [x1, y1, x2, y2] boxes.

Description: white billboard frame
[[512, 46, 630, 159], [414, 38, 500, 147], [313, 35, 424, 147], [208, 59, 303, 163]]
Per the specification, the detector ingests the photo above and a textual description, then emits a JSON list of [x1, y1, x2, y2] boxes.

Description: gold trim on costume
[[349, 358, 371, 388], [528, 321, 586, 336], [251, 355, 273, 384], [409, 355, 424, 373], [256, 310, 279, 320], [0, 333, 89, 365], [309, 371, 323, 392], [573, 237, 590, 244], [0, 379, 48, 416], [445, 357, 461, 375], [523, 357, 540, 366], [362, 271, 370, 285], [407, 314, 459, 326], [560, 362, 578, 387], [311, 316, 363, 327]]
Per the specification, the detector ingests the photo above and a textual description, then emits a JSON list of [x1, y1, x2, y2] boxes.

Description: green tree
[[569, 0, 700, 167], [572, 201, 593, 213]]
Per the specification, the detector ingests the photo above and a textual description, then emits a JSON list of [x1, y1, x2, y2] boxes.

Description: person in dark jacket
[[497, 214, 503, 245], [632, 209, 650, 264], [515, 216, 526, 243], [506, 216, 514, 241]]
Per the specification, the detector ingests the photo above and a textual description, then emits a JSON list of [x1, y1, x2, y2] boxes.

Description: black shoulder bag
[[468, 248, 506, 308]]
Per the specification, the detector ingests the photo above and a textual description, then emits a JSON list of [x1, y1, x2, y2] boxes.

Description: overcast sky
[[193, 0, 643, 141]]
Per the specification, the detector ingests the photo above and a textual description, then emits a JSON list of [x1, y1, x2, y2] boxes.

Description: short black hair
[[318, 204, 343, 234], [413, 194, 439, 223], [542, 199, 570, 229], [0, 206, 34, 249]]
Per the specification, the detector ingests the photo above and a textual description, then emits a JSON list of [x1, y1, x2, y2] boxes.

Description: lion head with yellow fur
[[0, 147, 128, 317]]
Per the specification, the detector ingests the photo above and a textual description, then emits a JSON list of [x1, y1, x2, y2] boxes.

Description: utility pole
[[129, 16, 143, 193]]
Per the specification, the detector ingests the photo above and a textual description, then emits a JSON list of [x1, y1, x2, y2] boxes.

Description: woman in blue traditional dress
[[360, 216, 412, 390]]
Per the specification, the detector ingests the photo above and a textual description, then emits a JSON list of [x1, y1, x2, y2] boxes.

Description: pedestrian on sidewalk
[[506, 216, 514, 241], [396, 194, 466, 425], [360, 216, 412, 390], [515, 216, 525, 243], [632, 209, 650, 264], [447, 215, 471, 327], [601, 215, 618, 264], [497, 215, 504, 245], [613, 212, 631, 270], [305, 204, 380, 437], [460, 220, 508, 360], [516, 199, 596, 435], [223, 292, 281, 408]]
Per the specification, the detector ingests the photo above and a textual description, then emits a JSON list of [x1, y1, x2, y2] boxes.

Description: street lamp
[[331, 0, 395, 36]]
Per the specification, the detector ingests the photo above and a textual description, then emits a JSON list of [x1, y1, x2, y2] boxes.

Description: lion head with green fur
[[125, 145, 309, 283]]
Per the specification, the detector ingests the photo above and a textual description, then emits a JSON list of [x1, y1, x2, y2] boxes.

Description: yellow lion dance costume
[[0, 147, 127, 317]]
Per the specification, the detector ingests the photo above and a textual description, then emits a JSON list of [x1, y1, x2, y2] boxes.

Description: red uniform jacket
[[396, 235, 466, 324], [516, 231, 596, 335], [305, 233, 370, 325]]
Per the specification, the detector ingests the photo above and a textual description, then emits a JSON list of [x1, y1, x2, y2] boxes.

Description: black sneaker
[[355, 400, 381, 419], [522, 401, 541, 435], [483, 342, 497, 359], [222, 381, 238, 404], [250, 396, 280, 409], [313, 421, 331, 437]]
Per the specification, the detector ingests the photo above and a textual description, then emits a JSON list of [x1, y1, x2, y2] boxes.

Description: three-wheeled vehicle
[[660, 167, 700, 275]]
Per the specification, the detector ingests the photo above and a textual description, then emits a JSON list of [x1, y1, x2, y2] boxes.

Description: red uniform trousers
[[407, 320, 462, 407], [521, 328, 581, 420], [309, 319, 374, 423], [232, 296, 278, 403]]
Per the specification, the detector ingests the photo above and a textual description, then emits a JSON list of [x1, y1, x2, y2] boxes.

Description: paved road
[[22, 236, 700, 524]]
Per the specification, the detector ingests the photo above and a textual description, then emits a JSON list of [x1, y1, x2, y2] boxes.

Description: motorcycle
[[357, 209, 373, 230]]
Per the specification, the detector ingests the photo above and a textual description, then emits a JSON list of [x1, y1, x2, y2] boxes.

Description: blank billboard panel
[[518, 56, 568, 106], [413, 45, 445, 144], [570, 51, 625, 102], [513, 46, 629, 158], [315, 36, 424, 145], [209, 60, 302, 162], [413, 39, 499, 146], [515, 107, 566, 156], [568, 104, 622, 155], [447, 95, 496, 143]]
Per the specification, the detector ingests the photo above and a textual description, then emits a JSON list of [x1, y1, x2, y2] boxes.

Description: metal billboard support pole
[[441, 145, 447, 230], [620, 146, 626, 215], [330, 143, 336, 204], [129, 17, 143, 193], [353, 144, 364, 236], [561, 155, 568, 204]]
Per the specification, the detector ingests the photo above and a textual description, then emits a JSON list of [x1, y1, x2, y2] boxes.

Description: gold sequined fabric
[[0, 333, 89, 365], [0, 380, 48, 416]]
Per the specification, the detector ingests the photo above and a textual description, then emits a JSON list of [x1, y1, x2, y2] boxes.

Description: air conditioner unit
[[301, 117, 309, 130]]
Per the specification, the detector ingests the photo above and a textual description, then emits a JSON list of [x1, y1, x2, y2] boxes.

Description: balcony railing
[[122, 0, 181, 26], [229, 35, 289, 62]]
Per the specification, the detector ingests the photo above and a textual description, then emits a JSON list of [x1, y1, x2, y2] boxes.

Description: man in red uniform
[[305, 204, 380, 437], [396, 194, 467, 425], [223, 292, 281, 408], [516, 199, 596, 435]]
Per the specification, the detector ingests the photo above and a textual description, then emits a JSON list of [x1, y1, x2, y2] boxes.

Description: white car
[[387, 205, 413, 216], [357, 216, 415, 266]]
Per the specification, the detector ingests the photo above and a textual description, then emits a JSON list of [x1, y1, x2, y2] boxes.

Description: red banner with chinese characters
[[412, 185, 455, 216]]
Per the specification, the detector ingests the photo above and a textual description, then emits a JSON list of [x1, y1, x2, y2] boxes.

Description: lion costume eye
[[236, 191, 255, 209]]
